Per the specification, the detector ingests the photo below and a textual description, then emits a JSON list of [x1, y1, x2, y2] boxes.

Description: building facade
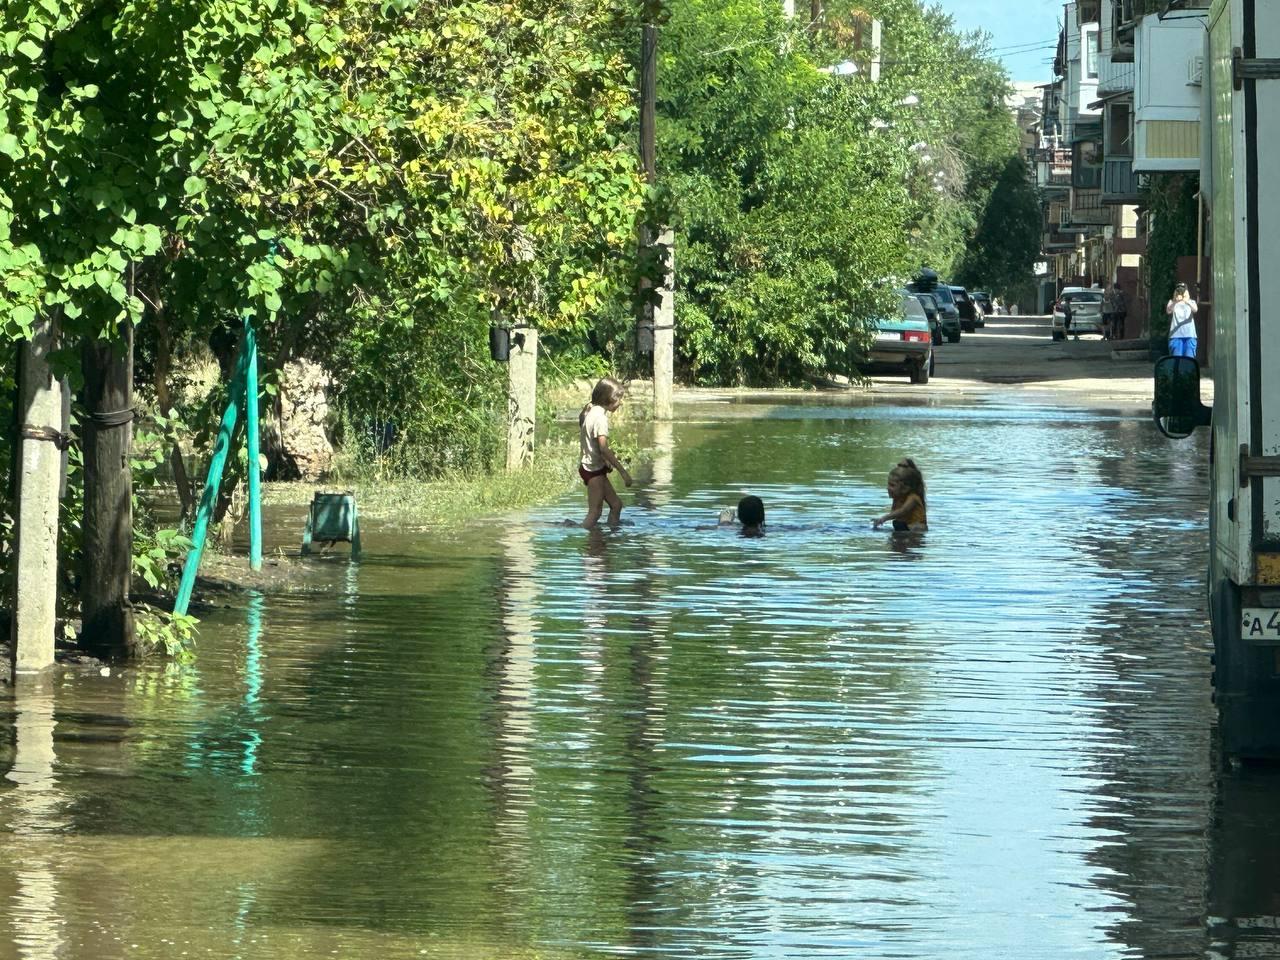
[[1031, 0, 1210, 338]]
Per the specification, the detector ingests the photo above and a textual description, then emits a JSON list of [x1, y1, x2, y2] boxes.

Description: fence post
[[11, 319, 63, 674]]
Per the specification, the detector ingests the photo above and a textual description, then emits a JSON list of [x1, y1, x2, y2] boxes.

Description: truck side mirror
[[1152, 355, 1211, 439]]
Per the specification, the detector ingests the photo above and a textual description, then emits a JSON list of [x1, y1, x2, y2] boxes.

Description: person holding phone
[[1166, 282, 1199, 358]]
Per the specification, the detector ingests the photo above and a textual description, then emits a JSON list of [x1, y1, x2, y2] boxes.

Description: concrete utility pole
[[640, 0, 675, 421], [506, 327, 538, 470], [11, 317, 64, 674], [81, 324, 135, 659], [653, 228, 674, 420]]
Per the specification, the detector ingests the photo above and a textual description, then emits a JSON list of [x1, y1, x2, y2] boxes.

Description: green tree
[[956, 155, 1042, 297], [1, 0, 647, 651], [651, 0, 1035, 384]]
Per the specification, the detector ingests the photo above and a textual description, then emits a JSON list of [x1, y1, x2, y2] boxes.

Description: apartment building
[[1031, 0, 1209, 336]]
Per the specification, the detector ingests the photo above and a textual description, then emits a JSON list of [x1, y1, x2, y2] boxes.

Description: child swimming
[[718, 495, 765, 537]]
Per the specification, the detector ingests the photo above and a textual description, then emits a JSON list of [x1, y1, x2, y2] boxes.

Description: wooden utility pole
[[640, 11, 657, 184], [640, 0, 675, 420], [11, 317, 64, 674], [81, 324, 135, 659], [636, 16, 657, 357]]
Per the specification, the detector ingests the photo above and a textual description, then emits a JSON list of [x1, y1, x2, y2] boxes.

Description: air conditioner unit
[[1188, 55, 1204, 86]]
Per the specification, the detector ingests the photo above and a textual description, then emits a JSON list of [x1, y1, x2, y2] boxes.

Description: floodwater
[[3, 393, 1275, 960]]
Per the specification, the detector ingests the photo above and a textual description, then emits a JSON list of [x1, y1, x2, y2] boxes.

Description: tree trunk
[[81, 324, 135, 660]]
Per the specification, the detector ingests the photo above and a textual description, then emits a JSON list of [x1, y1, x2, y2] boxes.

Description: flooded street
[[3, 387, 1271, 960]]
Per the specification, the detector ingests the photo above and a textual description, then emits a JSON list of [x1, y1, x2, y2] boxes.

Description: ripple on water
[[0, 408, 1220, 959]]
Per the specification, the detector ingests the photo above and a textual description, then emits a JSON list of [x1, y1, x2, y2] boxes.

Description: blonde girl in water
[[873, 460, 928, 531], [579, 377, 633, 528]]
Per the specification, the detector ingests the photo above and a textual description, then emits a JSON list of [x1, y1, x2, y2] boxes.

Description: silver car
[[1052, 287, 1104, 341]]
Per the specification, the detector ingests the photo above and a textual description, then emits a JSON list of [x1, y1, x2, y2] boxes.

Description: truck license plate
[[1242, 608, 1280, 640]]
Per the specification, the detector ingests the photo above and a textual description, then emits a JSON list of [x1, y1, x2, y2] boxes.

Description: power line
[[982, 40, 1059, 54]]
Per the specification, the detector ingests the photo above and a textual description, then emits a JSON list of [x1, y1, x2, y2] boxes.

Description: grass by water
[[262, 439, 582, 527], [192, 428, 648, 598]]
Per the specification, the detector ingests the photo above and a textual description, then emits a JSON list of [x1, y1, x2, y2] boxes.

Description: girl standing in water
[[579, 378, 633, 528], [873, 462, 928, 531]]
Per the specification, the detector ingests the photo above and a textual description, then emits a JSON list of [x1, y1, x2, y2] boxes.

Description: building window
[[1083, 25, 1099, 79], [1073, 139, 1103, 188], [1106, 102, 1132, 157]]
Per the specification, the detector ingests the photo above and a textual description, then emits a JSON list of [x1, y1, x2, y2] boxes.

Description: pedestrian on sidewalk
[[1166, 282, 1199, 359], [1111, 283, 1127, 341], [1102, 283, 1118, 340]]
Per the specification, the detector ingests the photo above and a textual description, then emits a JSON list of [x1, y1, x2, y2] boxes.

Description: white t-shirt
[[1168, 298, 1197, 338], [580, 405, 610, 470]]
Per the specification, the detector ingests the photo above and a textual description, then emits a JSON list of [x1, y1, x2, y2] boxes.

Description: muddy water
[[2, 395, 1270, 959]]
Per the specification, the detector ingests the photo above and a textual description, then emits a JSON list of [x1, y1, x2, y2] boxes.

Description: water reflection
[[1207, 769, 1280, 959], [4, 674, 65, 960], [241, 590, 266, 778], [491, 522, 539, 923], [0, 400, 1234, 959]]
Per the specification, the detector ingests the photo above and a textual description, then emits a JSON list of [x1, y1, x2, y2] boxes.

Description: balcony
[[1063, 188, 1112, 227], [1043, 229, 1080, 251], [1097, 55, 1135, 95], [1102, 157, 1141, 203], [1133, 10, 1205, 172], [1035, 148, 1073, 190]]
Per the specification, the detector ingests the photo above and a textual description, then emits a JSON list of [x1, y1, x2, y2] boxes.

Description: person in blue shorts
[[1166, 283, 1199, 359]]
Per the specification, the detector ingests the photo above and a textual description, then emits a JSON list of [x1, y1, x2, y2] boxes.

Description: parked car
[[949, 285, 980, 332], [907, 279, 961, 342], [860, 291, 935, 384], [971, 291, 994, 321], [1051, 287, 1105, 340], [914, 292, 942, 345]]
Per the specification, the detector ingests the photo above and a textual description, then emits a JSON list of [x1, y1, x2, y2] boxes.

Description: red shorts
[[578, 464, 612, 485]]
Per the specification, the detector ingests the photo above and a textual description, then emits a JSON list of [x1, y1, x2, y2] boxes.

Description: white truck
[[1155, 0, 1280, 759]]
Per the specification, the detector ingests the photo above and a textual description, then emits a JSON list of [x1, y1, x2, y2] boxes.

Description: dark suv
[[949, 285, 980, 333], [907, 279, 961, 343]]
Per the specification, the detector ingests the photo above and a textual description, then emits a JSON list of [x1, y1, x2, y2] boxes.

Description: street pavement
[[868, 312, 1187, 411], [603, 314, 1210, 418]]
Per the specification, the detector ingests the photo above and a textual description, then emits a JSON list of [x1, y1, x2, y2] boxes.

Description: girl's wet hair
[[581, 377, 626, 424], [891, 462, 926, 505]]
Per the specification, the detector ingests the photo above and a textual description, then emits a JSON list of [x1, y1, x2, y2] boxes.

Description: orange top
[[897, 493, 927, 528]]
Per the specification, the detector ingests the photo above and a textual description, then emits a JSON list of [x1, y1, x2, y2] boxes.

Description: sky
[[931, 0, 1065, 84]]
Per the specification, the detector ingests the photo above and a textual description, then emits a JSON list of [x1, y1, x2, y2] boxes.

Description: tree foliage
[[1140, 173, 1198, 341], [1, 0, 648, 650], [1, 0, 646, 461], [652, 0, 1039, 382]]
